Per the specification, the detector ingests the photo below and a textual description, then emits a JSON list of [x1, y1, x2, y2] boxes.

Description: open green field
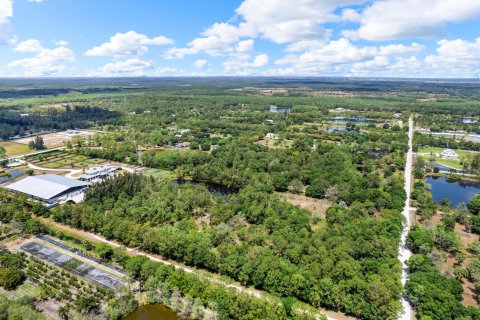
[[0, 141, 31, 157], [417, 153, 463, 170], [142, 168, 172, 179], [417, 147, 479, 170], [418, 147, 478, 159]]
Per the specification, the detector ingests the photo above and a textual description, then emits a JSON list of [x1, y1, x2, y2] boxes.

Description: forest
[[1, 78, 480, 320]]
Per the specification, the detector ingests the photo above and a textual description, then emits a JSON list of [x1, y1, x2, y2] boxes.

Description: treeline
[[121, 255, 314, 320], [0, 105, 121, 140]]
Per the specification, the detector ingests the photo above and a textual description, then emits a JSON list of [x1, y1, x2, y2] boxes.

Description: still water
[[124, 304, 180, 320], [173, 179, 237, 195], [426, 176, 480, 207], [325, 118, 372, 125], [0, 169, 25, 183]]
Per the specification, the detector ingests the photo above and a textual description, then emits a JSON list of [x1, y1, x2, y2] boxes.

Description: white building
[[6, 174, 90, 206], [265, 133, 278, 140], [441, 149, 459, 160], [80, 166, 120, 182]]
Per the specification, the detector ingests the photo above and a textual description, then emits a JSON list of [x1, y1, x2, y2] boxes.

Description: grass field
[[0, 141, 31, 157], [418, 147, 478, 159], [0, 282, 40, 301], [417, 147, 479, 170], [142, 168, 172, 179]]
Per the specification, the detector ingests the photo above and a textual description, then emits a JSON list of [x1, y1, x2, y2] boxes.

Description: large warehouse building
[[7, 174, 90, 206]]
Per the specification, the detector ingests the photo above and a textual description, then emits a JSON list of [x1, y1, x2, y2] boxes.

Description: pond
[[124, 304, 181, 320], [173, 179, 237, 196], [426, 176, 480, 207], [325, 118, 373, 125], [0, 169, 25, 183]]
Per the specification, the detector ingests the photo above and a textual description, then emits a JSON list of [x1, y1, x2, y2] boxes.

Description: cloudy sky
[[0, 0, 480, 77]]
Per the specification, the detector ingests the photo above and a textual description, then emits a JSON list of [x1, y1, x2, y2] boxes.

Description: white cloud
[[377, 43, 424, 56], [235, 0, 362, 44], [166, 0, 362, 59], [194, 59, 207, 69], [251, 54, 269, 67], [166, 23, 254, 58], [88, 58, 153, 77], [236, 39, 254, 52], [0, 0, 12, 22], [276, 38, 377, 66], [285, 39, 330, 52], [28, 0, 45, 3], [14, 39, 44, 52], [0, 0, 15, 44], [54, 40, 69, 47], [85, 31, 173, 57], [271, 39, 427, 76], [8, 41, 75, 76], [223, 53, 269, 75], [155, 67, 181, 76], [424, 38, 480, 77], [344, 0, 480, 41]]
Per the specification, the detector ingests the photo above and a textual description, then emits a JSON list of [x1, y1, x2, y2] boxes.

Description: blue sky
[[0, 0, 480, 77]]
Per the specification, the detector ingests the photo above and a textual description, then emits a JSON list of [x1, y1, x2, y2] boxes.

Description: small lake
[[173, 179, 237, 195], [0, 169, 25, 183], [426, 176, 480, 207], [325, 118, 373, 125], [124, 304, 180, 320]]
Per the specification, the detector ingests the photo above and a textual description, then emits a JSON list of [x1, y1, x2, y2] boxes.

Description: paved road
[[398, 115, 414, 320]]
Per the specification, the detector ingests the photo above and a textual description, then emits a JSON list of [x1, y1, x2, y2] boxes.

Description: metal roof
[[7, 174, 89, 201]]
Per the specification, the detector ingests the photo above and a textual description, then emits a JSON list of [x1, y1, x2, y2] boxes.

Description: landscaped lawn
[[418, 147, 478, 159], [418, 146, 479, 170], [418, 154, 463, 170], [0, 141, 31, 157]]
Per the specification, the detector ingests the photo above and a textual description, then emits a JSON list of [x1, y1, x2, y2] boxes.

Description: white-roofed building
[[6, 174, 90, 205], [441, 149, 459, 160], [265, 133, 278, 140], [80, 166, 120, 182]]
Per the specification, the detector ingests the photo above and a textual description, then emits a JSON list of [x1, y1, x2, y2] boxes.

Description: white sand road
[[398, 115, 414, 320]]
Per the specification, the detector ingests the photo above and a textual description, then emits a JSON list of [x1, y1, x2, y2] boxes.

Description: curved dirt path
[[27, 162, 82, 179]]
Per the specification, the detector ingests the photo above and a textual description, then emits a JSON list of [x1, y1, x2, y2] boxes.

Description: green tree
[[0, 268, 25, 290], [468, 193, 480, 215]]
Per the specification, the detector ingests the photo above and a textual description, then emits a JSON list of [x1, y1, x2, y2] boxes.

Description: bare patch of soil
[[279, 192, 332, 219]]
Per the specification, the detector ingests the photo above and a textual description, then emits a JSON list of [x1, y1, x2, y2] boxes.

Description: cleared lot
[[14, 130, 96, 148], [0, 141, 31, 157]]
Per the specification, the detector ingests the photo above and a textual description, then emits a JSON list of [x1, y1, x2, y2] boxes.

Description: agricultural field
[[28, 150, 107, 169], [0, 141, 30, 157], [20, 240, 127, 290]]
